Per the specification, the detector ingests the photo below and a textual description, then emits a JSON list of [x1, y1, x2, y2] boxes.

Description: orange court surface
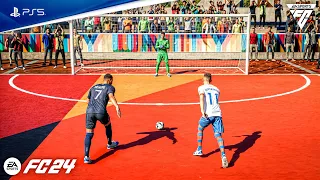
[[0, 74, 320, 180]]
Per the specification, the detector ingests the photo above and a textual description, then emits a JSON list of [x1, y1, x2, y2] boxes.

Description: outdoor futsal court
[[1, 73, 319, 180]]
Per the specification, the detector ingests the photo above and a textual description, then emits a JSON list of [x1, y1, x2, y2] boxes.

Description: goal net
[[72, 14, 251, 75]]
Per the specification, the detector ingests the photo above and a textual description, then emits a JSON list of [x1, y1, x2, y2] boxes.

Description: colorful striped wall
[[0, 33, 319, 53]]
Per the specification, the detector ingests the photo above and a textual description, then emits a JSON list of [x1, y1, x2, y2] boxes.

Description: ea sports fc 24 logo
[[3, 157, 76, 175], [287, 4, 316, 29]]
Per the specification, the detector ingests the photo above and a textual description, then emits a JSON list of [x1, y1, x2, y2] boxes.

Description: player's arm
[[109, 93, 121, 118], [199, 93, 207, 118], [86, 89, 92, 104], [165, 40, 169, 49], [155, 39, 160, 49]]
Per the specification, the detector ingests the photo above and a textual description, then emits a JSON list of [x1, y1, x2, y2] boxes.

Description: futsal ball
[[156, 122, 164, 130]]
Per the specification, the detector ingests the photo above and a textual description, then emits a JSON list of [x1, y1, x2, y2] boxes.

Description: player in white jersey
[[193, 73, 228, 168]]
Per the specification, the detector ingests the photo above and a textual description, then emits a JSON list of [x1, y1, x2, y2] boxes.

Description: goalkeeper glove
[[159, 45, 164, 49]]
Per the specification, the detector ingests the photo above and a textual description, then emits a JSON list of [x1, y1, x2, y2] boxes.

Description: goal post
[[71, 13, 251, 75]]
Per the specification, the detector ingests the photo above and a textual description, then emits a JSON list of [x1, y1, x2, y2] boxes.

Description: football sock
[[84, 132, 94, 157]]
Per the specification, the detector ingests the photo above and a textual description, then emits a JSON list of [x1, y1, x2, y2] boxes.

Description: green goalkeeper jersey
[[155, 38, 169, 53]]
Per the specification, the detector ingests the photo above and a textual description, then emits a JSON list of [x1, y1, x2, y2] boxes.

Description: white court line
[[8, 74, 311, 105]]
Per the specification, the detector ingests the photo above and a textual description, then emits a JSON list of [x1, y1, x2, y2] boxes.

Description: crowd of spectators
[[15, 0, 320, 34]]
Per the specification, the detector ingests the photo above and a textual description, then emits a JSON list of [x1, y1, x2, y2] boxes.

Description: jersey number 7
[[94, 90, 102, 99]]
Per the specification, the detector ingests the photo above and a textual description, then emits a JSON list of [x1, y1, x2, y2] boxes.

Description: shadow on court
[[93, 127, 178, 164], [201, 131, 262, 167]]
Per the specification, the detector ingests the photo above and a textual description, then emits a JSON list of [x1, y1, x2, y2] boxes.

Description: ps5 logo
[[287, 4, 316, 29], [10, 7, 45, 18]]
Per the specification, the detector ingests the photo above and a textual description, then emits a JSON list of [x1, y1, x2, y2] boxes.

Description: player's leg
[[163, 53, 171, 77], [54, 50, 59, 68], [193, 117, 210, 156], [78, 47, 83, 66], [49, 49, 53, 65], [97, 114, 119, 149], [62, 50, 66, 68], [155, 53, 162, 77], [84, 113, 97, 164], [13, 51, 19, 69], [212, 116, 228, 168], [286, 43, 289, 61]]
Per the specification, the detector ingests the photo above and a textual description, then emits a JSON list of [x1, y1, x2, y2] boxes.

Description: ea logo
[[3, 157, 21, 175]]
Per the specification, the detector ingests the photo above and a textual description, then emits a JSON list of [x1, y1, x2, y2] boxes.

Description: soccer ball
[[156, 122, 164, 130]]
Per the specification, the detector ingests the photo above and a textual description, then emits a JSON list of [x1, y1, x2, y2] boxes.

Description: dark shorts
[[86, 113, 110, 129]]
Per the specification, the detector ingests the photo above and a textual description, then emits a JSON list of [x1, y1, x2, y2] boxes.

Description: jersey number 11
[[208, 92, 218, 105]]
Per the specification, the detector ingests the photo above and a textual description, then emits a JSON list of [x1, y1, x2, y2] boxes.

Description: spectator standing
[[208, 18, 217, 33], [138, 17, 150, 33], [209, 1, 215, 14], [202, 17, 209, 33], [284, 27, 295, 61], [151, 19, 161, 33], [217, 0, 226, 13], [239, 17, 245, 33], [184, 17, 192, 33], [85, 17, 93, 33], [5, 31, 15, 66], [218, 17, 229, 33], [190, 1, 198, 14], [287, 15, 296, 33], [308, 27, 318, 62], [259, 0, 267, 29], [172, 2, 180, 14], [93, 17, 102, 33], [303, 28, 311, 61], [42, 28, 54, 66], [102, 17, 112, 33], [274, 0, 283, 28], [232, 19, 242, 33], [285, 10, 291, 32], [250, 27, 259, 61], [12, 32, 25, 70], [181, 1, 188, 14], [73, 29, 83, 66], [249, 0, 257, 27], [123, 17, 132, 33], [263, 26, 275, 61], [227, 0, 237, 14], [54, 25, 66, 69], [167, 17, 176, 33]]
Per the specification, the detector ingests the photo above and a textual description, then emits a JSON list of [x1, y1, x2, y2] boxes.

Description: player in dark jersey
[[84, 74, 121, 164]]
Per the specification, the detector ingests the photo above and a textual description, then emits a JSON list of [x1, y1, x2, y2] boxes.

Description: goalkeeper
[[155, 32, 171, 77]]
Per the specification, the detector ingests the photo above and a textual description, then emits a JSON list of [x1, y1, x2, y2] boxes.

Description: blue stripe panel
[[29, 34, 36, 52], [142, 34, 149, 52], [219, 146, 224, 149], [197, 133, 203, 136], [197, 140, 202, 142], [0, 35, 4, 51], [192, 34, 196, 52], [64, 34, 69, 52], [174, 34, 179, 52], [241, 34, 247, 52], [127, 34, 132, 51], [112, 34, 118, 52]]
